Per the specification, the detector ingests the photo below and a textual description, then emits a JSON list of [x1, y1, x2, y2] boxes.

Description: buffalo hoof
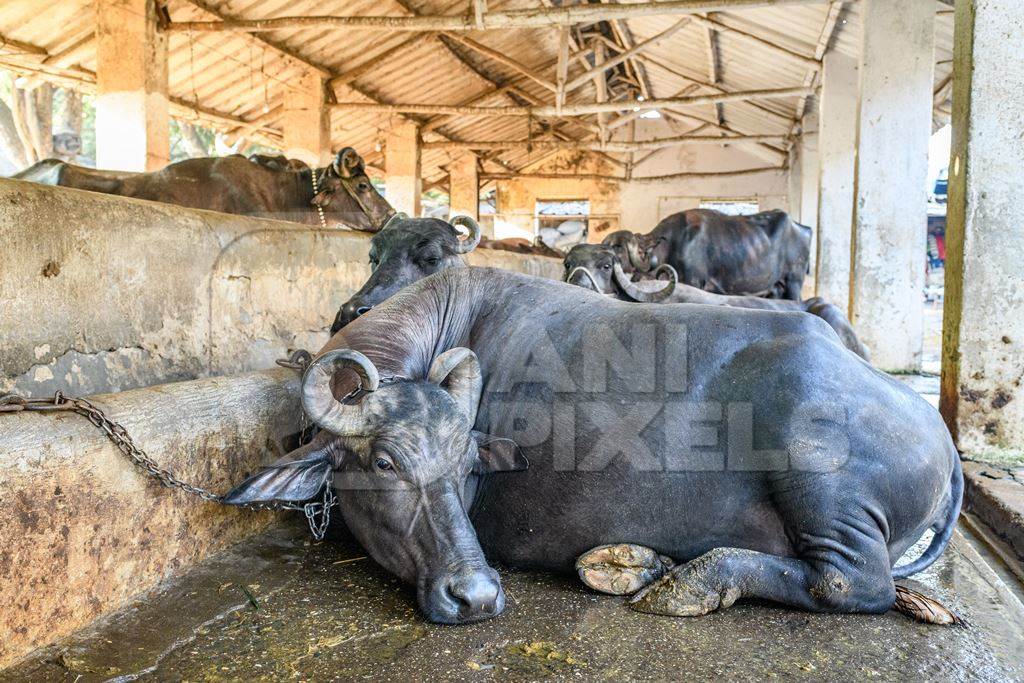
[[893, 584, 965, 626], [629, 556, 741, 617], [576, 544, 673, 596]]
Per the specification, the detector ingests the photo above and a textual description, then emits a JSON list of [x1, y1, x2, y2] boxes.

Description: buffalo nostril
[[445, 571, 500, 617]]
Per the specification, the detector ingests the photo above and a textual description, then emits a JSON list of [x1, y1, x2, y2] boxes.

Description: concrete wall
[[491, 120, 791, 243], [0, 369, 297, 668], [493, 151, 620, 241], [0, 179, 561, 398], [620, 128, 790, 232]]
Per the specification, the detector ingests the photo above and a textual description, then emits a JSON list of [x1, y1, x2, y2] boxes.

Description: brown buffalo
[[12, 148, 394, 232]]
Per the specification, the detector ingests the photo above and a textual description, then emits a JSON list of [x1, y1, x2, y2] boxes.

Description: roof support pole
[[282, 67, 331, 167], [849, 0, 934, 371], [95, 0, 168, 171], [814, 49, 858, 314], [940, 0, 1024, 454], [385, 117, 422, 216], [448, 151, 480, 222]]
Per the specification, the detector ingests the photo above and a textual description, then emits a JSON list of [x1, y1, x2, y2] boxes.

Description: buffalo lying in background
[[226, 266, 960, 625], [606, 209, 812, 300], [564, 244, 869, 360], [330, 213, 481, 333], [11, 148, 394, 232], [478, 237, 564, 259]]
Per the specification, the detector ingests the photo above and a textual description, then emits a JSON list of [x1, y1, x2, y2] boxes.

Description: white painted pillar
[[798, 110, 819, 233], [940, 0, 1024, 456], [282, 67, 331, 167], [815, 50, 859, 313], [850, 0, 933, 371], [798, 109, 819, 293], [448, 151, 479, 220], [787, 146, 803, 220], [95, 0, 169, 172], [385, 117, 421, 216]]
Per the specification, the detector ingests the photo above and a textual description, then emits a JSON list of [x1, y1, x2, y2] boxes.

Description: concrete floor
[[5, 518, 1023, 682]]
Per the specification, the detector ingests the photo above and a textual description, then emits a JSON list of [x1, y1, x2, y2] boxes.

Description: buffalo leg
[[629, 543, 896, 617]]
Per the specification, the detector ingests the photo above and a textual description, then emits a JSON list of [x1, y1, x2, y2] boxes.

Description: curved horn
[[565, 266, 602, 293], [613, 262, 675, 303], [450, 215, 481, 254], [301, 349, 380, 435], [334, 147, 363, 178], [624, 233, 652, 272], [379, 211, 408, 232], [428, 347, 483, 426]]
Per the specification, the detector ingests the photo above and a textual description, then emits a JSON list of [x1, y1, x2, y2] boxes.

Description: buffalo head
[[563, 244, 676, 303], [601, 230, 659, 274], [330, 214, 481, 334], [225, 348, 526, 624], [311, 148, 395, 232]]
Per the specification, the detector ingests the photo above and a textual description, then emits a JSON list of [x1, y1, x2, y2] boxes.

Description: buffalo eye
[[423, 256, 440, 267], [602, 263, 611, 270], [374, 456, 393, 471], [357, 182, 371, 192]]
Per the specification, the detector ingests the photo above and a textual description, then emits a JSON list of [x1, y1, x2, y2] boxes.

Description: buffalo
[[329, 213, 481, 334], [607, 209, 812, 300], [227, 265, 960, 625], [564, 244, 869, 361], [11, 148, 394, 232]]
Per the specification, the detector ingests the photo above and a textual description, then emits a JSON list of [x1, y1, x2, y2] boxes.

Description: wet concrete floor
[[4, 517, 1023, 682]]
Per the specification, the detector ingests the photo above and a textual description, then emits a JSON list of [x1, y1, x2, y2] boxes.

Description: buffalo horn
[[301, 349, 380, 435], [613, 262, 676, 303], [450, 215, 482, 254]]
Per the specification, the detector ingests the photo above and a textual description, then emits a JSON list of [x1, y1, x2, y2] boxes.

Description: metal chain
[[0, 390, 337, 541]]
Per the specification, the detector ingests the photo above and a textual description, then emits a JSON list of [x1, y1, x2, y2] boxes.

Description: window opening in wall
[[699, 198, 760, 216], [536, 199, 589, 251]]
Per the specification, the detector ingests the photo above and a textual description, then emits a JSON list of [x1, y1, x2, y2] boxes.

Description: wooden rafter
[[163, 0, 828, 33], [423, 133, 789, 152], [331, 86, 813, 117]]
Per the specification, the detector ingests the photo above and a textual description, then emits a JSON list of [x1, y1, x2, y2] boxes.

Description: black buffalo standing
[[607, 209, 813, 300]]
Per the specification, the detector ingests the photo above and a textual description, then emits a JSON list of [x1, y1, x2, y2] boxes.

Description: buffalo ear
[[311, 188, 334, 208], [223, 442, 334, 505], [471, 430, 528, 474]]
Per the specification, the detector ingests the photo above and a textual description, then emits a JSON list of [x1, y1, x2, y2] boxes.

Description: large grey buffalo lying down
[[11, 148, 394, 232], [226, 266, 961, 625], [605, 208, 812, 300], [564, 244, 870, 361]]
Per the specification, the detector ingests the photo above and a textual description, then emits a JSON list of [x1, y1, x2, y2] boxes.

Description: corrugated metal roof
[[0, 0, 956, 180]]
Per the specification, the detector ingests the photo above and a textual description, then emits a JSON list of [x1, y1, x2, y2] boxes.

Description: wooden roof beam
[[422, 133, 790, 152], [562, 18, 690, 93], [331, 86, 813, 117], [163, 0, 828, 33]]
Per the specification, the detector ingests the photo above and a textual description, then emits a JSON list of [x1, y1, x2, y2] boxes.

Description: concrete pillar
[[798, 110, 819, 233], [95, 0, 169, 172], [787, 146, 802, 220], [385, 117, 421, 216], [448, 151, 479, 220], [940, 0, 1024, 457], [815, 50, 859, 314], [798, 109, 819, 289], [282, 68, 331, 167], [849, 0, 933, 371]]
